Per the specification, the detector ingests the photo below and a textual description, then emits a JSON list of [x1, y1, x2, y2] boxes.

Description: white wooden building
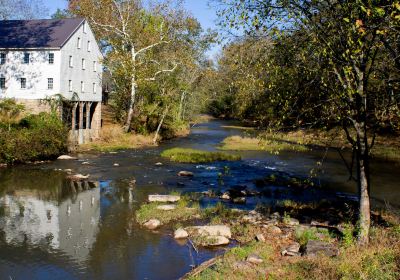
[[0, 18, 103, 144]]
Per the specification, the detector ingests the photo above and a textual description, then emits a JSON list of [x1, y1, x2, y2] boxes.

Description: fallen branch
[[180, 256, 220, 279]]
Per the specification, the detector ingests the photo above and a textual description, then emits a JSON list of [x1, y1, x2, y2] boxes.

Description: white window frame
[[20, 78, 26, 89], [47, 78, 53, 90], [69, 56, 73, 67], [69, 80, 72, 92], [93, 61, 97, 72], [82, 58, 86, 70], [48, 53, 54, 64], [0, 53, 5, 65], [81, 81, 85, 93], [93, 83, 96, 94], [83, 22, 87, 33], [87, 40, 91, 52], [77, 37, 81, 49]]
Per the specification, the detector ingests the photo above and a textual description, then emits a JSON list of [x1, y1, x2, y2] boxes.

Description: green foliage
[[0, 99, 24, 130], [341, 223, 355, 247], [160, 148, 241, 163], [0, 112, 68, 164], [135, 200, 199, 225]]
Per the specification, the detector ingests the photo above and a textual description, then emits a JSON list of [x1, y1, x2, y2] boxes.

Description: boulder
[[67, 174, 90, 181], [200, 235, 230, 247], [246, 254, 263, 264], [304, 240, 339, 257], [148, 194, 180, 203], [143, 219, 161, 230], [186, 225, 232, 238], [232, 197, 246, 204], [270, 212, 281, 219], [82, 161, 90, 165], [220, 192, 231, 200], [266, 225, 282, 234], [157, 205, 176, 211], [174, 228, 189, 239], [281, 242, 301, 256], [178, 171, 194, 177], [57, 155, 76, 160], [256, 233, 266, 242]]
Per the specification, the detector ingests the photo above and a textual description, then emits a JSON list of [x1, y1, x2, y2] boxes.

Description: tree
[[214, 0, 400, 244], [70, 0, 185, 132], [0, 99, 24, 131], [0, 0, 48, 20]]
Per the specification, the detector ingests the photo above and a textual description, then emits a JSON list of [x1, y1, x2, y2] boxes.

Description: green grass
[[161, 148, 241, 163], [219, 135, 309, 154], [136, 197, 200, 225]]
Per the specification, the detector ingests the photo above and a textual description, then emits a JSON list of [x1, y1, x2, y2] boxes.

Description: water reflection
[[0, 172, 100, 262]]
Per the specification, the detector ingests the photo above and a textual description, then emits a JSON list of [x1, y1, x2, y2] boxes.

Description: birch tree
[[70, 0, 183, 132]]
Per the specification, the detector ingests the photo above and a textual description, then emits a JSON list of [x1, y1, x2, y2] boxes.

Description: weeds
[[161, 148, 241, 163]]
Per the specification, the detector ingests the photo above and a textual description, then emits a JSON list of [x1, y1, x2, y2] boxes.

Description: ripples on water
[[0, 120, 398, 280]]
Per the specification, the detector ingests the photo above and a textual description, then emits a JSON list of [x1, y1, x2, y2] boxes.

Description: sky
[[43, 0, 221, 57]]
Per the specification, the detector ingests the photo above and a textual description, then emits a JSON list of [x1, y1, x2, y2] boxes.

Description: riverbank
[[135, 192, 400, 280], [219, 127, 400, 162]]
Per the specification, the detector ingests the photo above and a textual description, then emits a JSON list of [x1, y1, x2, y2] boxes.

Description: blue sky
[[43, 0, 220, 57]]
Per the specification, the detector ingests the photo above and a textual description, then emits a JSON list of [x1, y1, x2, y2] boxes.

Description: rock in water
[[220, 192, 231, 200], [185, 225, 231, 238], [156, 205, 176, 211], [246, 254, 263, 264], [148, 195, 180, 203], [58, 155, 76, 160], [67, 174, 90, 181], [232, 197, 246, 204], [200, 236, 230, 247], [178, 171, 194, 177], [174, 228, 189, 239], [155, 162, 163, 166], [143, 219, 161, 230], [305, 240, 339, 257]]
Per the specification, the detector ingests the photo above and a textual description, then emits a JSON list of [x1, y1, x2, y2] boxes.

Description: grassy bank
[[219, 128, 400, 161], [78, 124, 156, 152], [220, 135, 309, 153], [161, 148, 241, 163], [0, 112, 68, 164], [188, 226, 399, 280]]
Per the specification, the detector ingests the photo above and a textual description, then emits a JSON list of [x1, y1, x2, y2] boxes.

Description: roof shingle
[[0, 18, 84, 49]]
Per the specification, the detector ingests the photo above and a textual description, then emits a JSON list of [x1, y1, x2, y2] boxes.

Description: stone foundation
[[14, 99, 101, 145]]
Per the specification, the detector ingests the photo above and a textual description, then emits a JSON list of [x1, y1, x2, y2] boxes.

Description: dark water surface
[[0, 120, 399, 280]]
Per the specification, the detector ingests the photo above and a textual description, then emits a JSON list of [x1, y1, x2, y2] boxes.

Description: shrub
[[0, 112, 68, 164]]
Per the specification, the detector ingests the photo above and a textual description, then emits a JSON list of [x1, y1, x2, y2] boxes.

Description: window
[[93, 83, 96, 94], [87, 41, 91, 52], [47, 78, 53, 90], [77, 37, 81, 49], [20, 78, 26, 89], [93, 61, 97, 72], [0, 77, 5, 89], [83, 22, 87, 33], [69, 80, 72, 92], [81, 81, 84, 92], [69, 56, 73, 67], [82, 58, 86, 70], [0, 53, 5, 65], [48, 53, 54, 64], [23, 53, 30, 64]]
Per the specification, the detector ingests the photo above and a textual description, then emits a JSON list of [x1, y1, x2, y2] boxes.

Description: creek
[[0, 120, 398, 280]]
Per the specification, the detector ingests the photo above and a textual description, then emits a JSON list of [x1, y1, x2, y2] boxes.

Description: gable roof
[[0, 18, 85, 49]]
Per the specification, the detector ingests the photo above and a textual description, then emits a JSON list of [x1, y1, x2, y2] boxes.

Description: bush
[[0, 112, 68, 164]]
